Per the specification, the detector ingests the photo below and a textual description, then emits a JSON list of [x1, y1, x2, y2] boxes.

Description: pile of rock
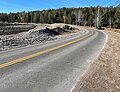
[[0, 23, 79, 51], [0, 29, 54, 50]]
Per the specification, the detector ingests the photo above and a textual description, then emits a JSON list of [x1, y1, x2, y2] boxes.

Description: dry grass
[[105, 28, 120, 33], [72, 30, 120, 92]]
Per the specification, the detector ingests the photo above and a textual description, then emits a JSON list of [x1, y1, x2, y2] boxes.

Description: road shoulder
[[70, 30, 120, 92]]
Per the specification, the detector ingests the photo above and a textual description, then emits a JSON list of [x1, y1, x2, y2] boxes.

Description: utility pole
[[109, 7, 111, 29], [78, 10, 81, 26], [97, 6, 100, 29], [109, 17, 112, 29], [75, 11, 78, 25]]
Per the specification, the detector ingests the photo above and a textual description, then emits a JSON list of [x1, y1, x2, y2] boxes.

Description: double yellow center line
[[0, 32, 95, 69]]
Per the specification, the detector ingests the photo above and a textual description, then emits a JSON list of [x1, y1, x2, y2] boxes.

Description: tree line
[[0, 6, 120, 28]]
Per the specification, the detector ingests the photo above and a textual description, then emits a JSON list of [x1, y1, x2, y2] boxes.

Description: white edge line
[[99, 30, 108, 51], [69, 30, 108, 92]]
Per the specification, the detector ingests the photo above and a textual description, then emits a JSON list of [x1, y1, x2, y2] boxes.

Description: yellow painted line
[[0, 32, 95, 69]]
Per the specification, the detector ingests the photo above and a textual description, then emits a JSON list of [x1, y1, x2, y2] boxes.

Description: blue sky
[[0, 0, 117, 13]]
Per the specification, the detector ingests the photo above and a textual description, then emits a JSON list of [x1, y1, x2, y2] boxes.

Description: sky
[[0, 0, 118, 13]]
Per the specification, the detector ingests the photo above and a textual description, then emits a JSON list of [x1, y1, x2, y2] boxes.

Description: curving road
[[0, 28, 106, 92]]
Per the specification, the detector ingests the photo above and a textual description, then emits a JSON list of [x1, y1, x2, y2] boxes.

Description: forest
[[0, 5, 120, 28]]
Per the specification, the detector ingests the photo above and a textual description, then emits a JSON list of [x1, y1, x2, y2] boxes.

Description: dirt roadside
[[71, 30, 120, 92]]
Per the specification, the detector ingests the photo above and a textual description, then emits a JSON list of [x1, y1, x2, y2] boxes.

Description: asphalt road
[[0, 28, 106, 92]]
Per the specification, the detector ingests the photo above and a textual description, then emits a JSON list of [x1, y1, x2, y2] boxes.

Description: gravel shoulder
[[71, 30, 120, 92]]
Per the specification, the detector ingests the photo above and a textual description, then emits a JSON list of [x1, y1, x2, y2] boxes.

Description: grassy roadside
[[71, 30, 120, 92], [105, 28, 120, 33]]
